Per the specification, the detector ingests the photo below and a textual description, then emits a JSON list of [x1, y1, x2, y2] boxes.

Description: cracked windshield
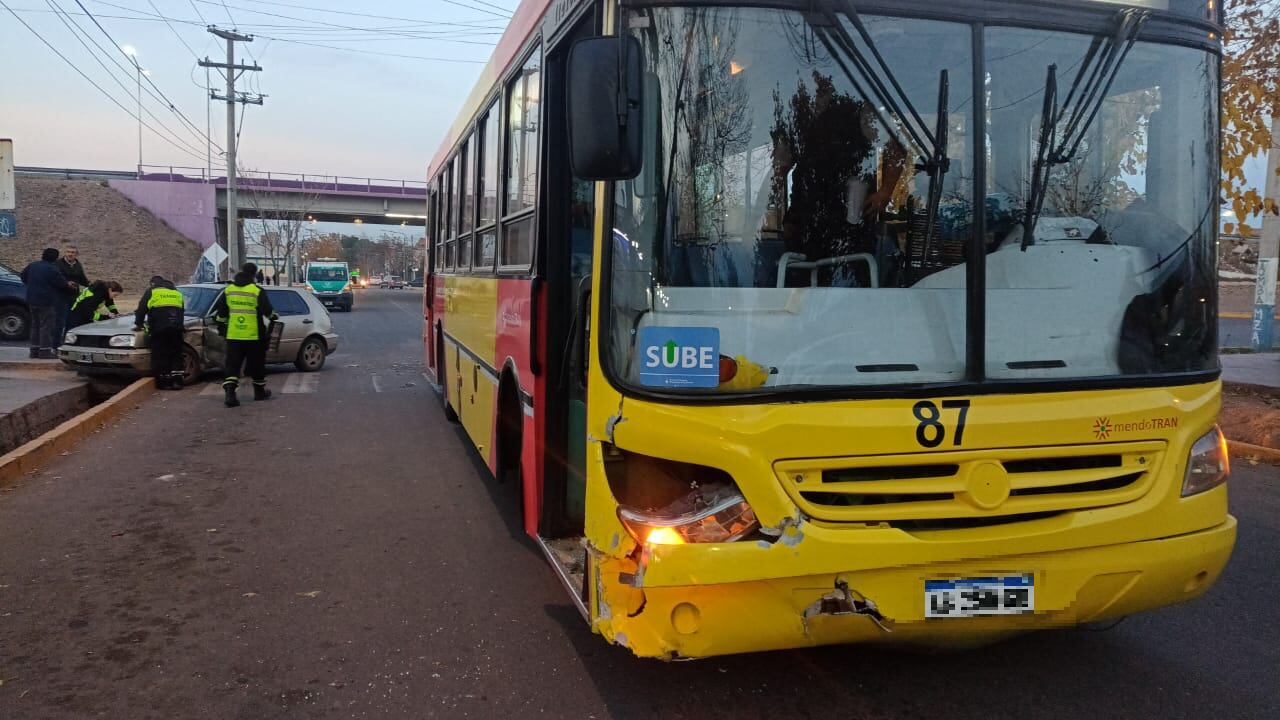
[[608, 6, 1217, 392]]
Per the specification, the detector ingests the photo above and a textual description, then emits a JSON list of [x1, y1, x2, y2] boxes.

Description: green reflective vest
[[72, 287, 115, 322], [148, 287, 184, 310], [224, 284, 262, 341], [70, 287, 94, 313]]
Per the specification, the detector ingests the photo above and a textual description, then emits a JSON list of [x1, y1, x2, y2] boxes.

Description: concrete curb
[[1227, 439, 1280, 465], [0, 378, 155, 488]]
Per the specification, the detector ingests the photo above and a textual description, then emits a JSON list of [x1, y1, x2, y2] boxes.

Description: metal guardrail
[[15, 165, 427, 197], [15, 166, 137, 181], [136, 164, 428, 196]]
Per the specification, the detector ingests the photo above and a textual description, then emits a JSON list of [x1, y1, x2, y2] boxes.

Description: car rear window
[[267, 290, 310, 316]]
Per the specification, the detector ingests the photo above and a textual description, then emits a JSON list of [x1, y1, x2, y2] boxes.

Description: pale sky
[[0, 0, 510, 181]]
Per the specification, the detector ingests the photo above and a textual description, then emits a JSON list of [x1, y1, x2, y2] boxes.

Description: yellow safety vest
[[148, 287, 184, 310], [70, 287, 94, 313], [224, 284, 262, 341]]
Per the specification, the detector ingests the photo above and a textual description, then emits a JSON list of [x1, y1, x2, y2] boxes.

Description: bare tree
[[240, 166, 324, 283]]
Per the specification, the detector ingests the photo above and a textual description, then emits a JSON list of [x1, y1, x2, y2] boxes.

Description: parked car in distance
[[386, 276, 405, 289], [0, 263, 29, 341], [409, 278, 424, 288], [58, 284, 340, 385]]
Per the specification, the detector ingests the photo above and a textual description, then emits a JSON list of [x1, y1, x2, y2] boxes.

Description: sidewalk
[[0, 369, 89, 454], [1221, 352, 1280, 392], [0, 345, 64, 370]]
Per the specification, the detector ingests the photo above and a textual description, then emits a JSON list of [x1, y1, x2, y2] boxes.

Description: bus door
[[541, 11, 598, 551]]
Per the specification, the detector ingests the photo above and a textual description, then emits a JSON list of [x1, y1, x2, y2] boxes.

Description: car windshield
[[309, 267, 348, 281], [180, 286, 219, 317], [606, 6, 1217, 394]]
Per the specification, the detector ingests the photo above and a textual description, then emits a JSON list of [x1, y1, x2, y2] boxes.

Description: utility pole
[[1253, 117, 1280, 351], [200, 28, 263, 278]]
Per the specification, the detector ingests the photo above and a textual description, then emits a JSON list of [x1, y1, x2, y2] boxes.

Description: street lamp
[[121, 45, 148, 173]]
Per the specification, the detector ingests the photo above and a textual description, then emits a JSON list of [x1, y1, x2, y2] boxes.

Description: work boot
[[224, 385, 240, 408], [253, 383, 272, 401], [28, 347, 39, 359], [38, 348, 58, 360], [155, 375, 170, 390], [168, 372, 185, 390]]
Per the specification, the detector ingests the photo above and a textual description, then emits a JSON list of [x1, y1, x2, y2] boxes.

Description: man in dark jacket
[[212, 267, 276, 406], [67, 280, 123, 330], [135, 276, 186, 389], [54, 245, 89, 342], [20, 248, 77, 358]]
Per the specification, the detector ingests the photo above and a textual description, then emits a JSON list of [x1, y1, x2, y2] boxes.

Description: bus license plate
[[925, 575, 1034, 618]]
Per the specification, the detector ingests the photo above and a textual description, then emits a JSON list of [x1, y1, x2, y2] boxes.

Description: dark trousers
[[223, 339, 267, 388], [29, 304, 57, 350], [150, 327, 184, 381], [53, 296, 71, 345]]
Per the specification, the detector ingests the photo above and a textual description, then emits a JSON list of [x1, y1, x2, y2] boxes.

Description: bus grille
[[773, 441, 1163, 527]]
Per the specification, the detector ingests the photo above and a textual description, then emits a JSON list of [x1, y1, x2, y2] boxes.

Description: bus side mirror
[[567, 36, 644, 181]]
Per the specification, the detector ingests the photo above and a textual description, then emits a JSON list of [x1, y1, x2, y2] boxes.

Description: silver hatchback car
[[58, 283, 340, 385]]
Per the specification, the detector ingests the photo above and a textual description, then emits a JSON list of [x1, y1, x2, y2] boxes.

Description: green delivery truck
[[305, 259, 353, 312]]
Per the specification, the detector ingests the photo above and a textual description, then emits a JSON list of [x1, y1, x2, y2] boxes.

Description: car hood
[[68, 315, 202, 336]]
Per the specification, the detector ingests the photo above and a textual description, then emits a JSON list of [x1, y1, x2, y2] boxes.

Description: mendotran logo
[[638, 327, 720, 389]]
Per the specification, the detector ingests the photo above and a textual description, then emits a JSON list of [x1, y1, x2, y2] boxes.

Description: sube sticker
[[638, 327, 721, 388]]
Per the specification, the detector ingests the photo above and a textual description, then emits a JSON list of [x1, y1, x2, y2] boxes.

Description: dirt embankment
[[1221, 386, 1280, 452], [0, 178, 202, 305]]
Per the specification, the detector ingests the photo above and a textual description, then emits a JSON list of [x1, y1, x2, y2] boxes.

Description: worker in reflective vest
[[212, 265, 276, 407], [67, 280, 122, 330], [134, 276, 185, 390]]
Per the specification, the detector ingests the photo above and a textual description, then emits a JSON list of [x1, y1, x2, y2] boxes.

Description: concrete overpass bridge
[[136, 165, 428, 226], [16, 165, 428, 249]]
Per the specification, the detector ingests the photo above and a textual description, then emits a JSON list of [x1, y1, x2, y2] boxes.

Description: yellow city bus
[[424, 0, 1235, 659]]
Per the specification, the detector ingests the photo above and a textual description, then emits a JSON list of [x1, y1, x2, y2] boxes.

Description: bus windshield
[[308, 266, 348, 282], [607, 6, 1217, 394]]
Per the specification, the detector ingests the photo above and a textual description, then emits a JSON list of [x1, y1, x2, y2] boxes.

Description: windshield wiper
[[1022, 8, 1150, 250], [810, 0, 950, 245]]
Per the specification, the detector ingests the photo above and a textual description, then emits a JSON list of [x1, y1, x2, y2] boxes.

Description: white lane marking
[[281, 373, 304, 394], [371, 374, 383, 393], [282, 373, 319, 394], [300, 374, 319, 393]]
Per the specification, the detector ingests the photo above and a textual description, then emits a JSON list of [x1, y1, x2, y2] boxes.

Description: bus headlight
[[108, 334, 136, 348], [1182, 426, 1229, 497], [618, 483, 759, 545]]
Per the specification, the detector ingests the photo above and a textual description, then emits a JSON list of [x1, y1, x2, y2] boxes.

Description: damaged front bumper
[[589, 516, 1236, 659]]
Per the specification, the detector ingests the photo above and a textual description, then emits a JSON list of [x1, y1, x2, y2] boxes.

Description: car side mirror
[[567, 36, 644, 180]]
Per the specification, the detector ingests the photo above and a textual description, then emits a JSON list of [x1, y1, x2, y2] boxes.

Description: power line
[[1, 0, 210, 163], [44, 0, 210, 157], [205, 0, 510, 26], [252, 34, 488, 63], [70, 0, 224, 153], [190, 0, 506, 43], [80, 2, 504, 42]]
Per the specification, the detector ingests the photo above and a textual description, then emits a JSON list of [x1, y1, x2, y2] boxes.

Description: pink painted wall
[[108, 179, 217, 248]]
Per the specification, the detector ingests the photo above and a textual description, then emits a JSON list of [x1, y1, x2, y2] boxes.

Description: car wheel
[[295, 337, 327, 372], [0, 305, 30, 341], [180, 345, 202, 386]]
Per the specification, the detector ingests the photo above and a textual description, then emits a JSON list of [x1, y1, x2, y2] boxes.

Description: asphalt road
[[0, 289, 1276, 720]]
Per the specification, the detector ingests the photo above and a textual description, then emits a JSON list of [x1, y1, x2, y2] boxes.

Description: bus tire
[[496, 375, 523, 487]]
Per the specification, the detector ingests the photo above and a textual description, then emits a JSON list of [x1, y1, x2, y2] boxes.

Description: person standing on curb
[[54, 244, 89, 342], [134, 276, 186, 390], [212, 264, 276, 407], [20, 248, 77, 359]]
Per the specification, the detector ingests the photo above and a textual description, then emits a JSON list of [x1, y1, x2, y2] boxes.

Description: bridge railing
[[136, 164, 428, 196]]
